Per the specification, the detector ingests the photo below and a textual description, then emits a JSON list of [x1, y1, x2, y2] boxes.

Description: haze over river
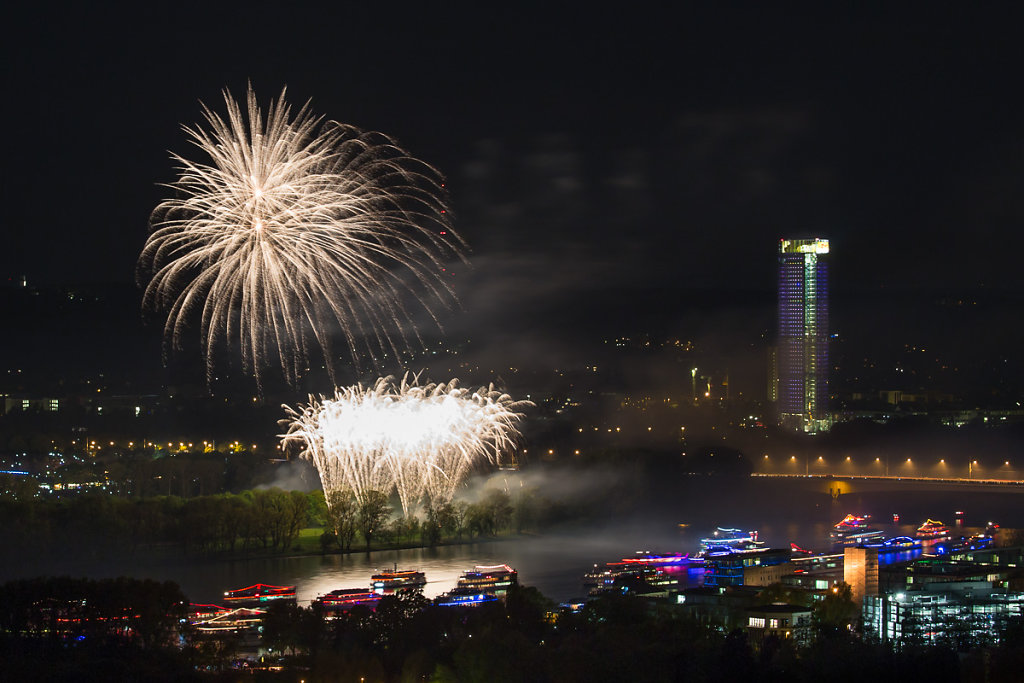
[[10, 478, 1022, 604]]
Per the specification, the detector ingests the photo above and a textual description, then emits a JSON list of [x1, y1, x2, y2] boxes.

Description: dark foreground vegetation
[[2, 576, 1023, 682]]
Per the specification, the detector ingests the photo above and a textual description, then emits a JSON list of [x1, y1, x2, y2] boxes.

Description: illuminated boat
[[860, 535, 922, 552], [436, 592, 500, 608], [583, 560, 678, 596], [222, 583, 296, 606], [829, 514, 885, 545], [699, 527, 760, 552], [451, 564, 517, 595], [187, 603, 230, 624], [620, 551, 698, 569], [191, 607, 266, 633], [947, 533, 994, 552], [915, 519, 951, 540], [315, 589, 382, 613], [371, 567, 427, 592]]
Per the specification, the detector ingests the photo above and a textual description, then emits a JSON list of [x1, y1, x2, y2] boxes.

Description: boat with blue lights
[[829, 514, 885, 545], [860, 535, 922, 552], [699, 527, 761, 553], [936, 533, 995, 554], [436, 592, 500, 608]]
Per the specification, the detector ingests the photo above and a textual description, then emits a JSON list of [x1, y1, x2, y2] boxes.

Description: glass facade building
[[862, 584, 1024, 648], [776, 238, 830, 433]]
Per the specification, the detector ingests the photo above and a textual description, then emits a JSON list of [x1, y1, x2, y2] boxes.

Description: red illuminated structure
[[222, 583, 296, 607], [915, 519, 951, 540], [315, 589, 382, 615]]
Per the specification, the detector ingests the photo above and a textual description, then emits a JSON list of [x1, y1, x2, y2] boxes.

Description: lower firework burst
[[281, 375, 530, 516]]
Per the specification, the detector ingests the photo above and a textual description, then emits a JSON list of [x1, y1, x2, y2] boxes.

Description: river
[[8, 477, 1022, 604]]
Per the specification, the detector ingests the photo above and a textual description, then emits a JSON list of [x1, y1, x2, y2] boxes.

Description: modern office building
[[862, 583, 1024, 647], [776, 238, 830, 433]]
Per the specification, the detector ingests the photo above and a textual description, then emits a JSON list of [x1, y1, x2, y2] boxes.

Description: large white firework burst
[[281, 375, 530, 516], [138, 85, 463, 386]]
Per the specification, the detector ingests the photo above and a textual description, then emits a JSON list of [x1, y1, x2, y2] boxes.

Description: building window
[[749, 617, 765, 628], [769, 618, 779, 628]]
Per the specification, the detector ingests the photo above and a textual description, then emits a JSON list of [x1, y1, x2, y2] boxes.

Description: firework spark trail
[[282, 376, 530, 517], [138, 86, 464, 387]]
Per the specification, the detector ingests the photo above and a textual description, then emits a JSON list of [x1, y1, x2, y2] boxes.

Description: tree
[[262, 601, 305, 657], [812, 582, 858, 640], [452, 501, 469, 540], [466, 501, 494, 537], [326, 489, 358, 551], [358, 490, 391, 551], [483, 488, 513, 533], [282, 490, 310, 550]]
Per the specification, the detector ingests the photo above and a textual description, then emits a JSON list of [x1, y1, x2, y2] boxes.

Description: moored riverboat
[[315, 589, 382, 614], [916, 519, 951, 540], [860, 535, 922, 552], [699, 527, 761, 552], [222, 583, 296, 607], [371, 567, 427, 592], [830, 514, 885, 545], [435, 592, 500, 608], [451, 564, 517, 596]]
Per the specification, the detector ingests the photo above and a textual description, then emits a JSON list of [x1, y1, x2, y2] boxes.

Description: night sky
[[4, 4, 1023, 390]]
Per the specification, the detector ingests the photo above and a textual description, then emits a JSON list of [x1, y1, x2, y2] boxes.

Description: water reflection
[[5, 478, 1019, 606]]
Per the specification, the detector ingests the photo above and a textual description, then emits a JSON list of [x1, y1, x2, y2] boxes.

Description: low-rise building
[[746, 603, 814, 648]]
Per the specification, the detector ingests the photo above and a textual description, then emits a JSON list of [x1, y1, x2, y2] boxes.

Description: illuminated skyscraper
[[776, 238, 830, 433]]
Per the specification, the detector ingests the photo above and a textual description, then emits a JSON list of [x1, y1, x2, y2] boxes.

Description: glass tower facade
[[777, 238, 830, 433]]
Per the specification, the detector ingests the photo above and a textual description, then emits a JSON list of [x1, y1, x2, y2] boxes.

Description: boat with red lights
[[190, 606, 266, 634], [187, 603, 230, 624], [829, 514, 885, 545], [315, 589, 382, 614], [223, 583, 296, 607], [915, 519, 951, 540], [620, 551, 699, 569], [371, 566, 427, 592]]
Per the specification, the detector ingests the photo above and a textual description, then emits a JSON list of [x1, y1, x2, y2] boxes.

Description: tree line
[[0, 484, 570, 561]]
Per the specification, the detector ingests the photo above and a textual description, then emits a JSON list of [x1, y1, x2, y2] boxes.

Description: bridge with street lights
[[753, 454, 1022, 485]]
